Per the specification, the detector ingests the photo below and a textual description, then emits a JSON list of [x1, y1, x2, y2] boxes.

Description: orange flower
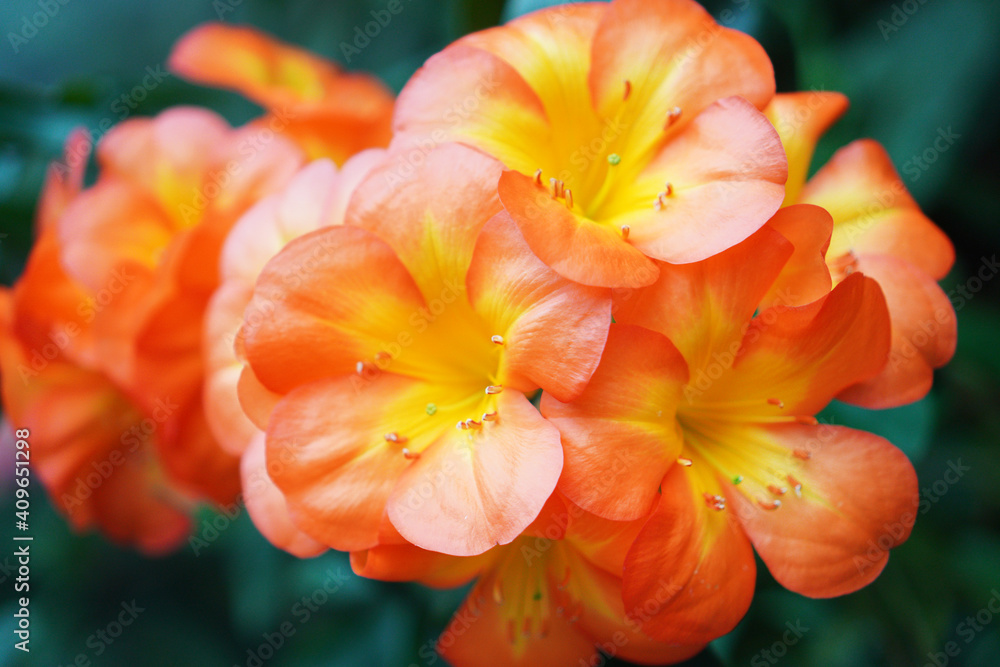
[[392, 0, 787, 287], [204, 152, 385, 556], [51, 107, 304, 508], [238, 144, 612, 556], [764, 92, 957, 407], [352, 494, 703, 666], [542, 218, 919, 643], [169, 23, 395, 163], [0, 134, 192, 553]]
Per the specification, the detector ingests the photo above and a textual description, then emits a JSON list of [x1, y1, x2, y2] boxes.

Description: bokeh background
[[1, 0, 998, 665]]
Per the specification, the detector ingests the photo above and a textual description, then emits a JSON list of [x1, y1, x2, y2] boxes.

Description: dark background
[[1, 0, 998, 665]]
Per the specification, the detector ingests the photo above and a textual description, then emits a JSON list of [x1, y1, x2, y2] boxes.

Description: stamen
[[623, 79, 632, 101], [482, 411, 498, 422], [492, 579, 504, 604], [374, 351, 391, 362], [664, 182, 674, 197], [384, 432, 407, 444], [787, 474, 803, 498], [757, 498, 782, 511], [564, 188, 573, 209], [703, 493, 726, 511], [402, 448, 420, 460], [485, 385, 503, 395], [491, 335, 505, 345], [795, 415, 819, 426], [557, 567, 571, 590], [620, 224, 630, 240], [549, 178, 564, 199], [676, 457, 694, 467], [767, 484, 788, 496], [665, 106, 682, 129], [767, 397, 785, 408], [607, 153, 621, 166], [534, 168, 543, 186], [355, 361, 366, 375], [425, 403, 437, 416], [654, 192, 666, 211], [792, 448, 812, 460], [465, 419, 482, 430], [457, 421, 470, 430]]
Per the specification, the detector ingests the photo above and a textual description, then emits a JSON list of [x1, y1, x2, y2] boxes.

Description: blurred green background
[[1, 0, 998, 665]]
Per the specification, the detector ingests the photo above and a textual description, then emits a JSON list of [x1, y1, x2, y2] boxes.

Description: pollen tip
[[665, 106, 682, 129], [534, 168, 543, 186], [664, 182, 674, 197], [767, 484, 788, 496], [565, 188, 573, 209], [793, 448, 812, 460], [384, 432, 407, 444], [620, 224, 630, 240], [795, 415, 819, 426], [402, 448, 420, 460], [491, 335, 505, 345], [767, 397, 785, 408], [355, 361, 366, 375], [757, 498, 782, 511], [482, 411, 498, 422], [623, 79, 632, 101], [485, 385, 503, 395], [676, 456, 693, 467]]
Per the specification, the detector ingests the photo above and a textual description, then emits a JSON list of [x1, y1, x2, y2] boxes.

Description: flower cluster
[[0, 1, 956, 664]]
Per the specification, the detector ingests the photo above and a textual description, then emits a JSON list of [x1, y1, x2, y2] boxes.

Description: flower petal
[[760, 204, 833, 310], [801, 139, 954, 280], [467, 212, 611, 401], [837, 254, 957, 408], [242, 225, 426, 394], [543, 325, 687, 521], [728, 424, 918, 597], [622, 463, 756, 645], [497, 169, 660, 288], [764, 91, 849, 204], [241, 434, 327, 558], [618, 96, 787, 264], [388, 391, 563, 556]]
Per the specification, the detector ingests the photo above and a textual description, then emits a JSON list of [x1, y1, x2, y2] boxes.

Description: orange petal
[[264, 373, 431, 552], [590, 0, 774, 161], [764, 91, 849, 204], [350, 542, 486, 588], [619, 96, 787, 264], [37, 127, 90, 232], [837, 254, 957, 408], [801, 139, 954, 280], [719, 273, 891, 415], [467, 212, 611, 402], [437, 582, 597, 667], [241, 434, 327, 558], [760, 203, 834, 309], [614, 224, 792, 368], [393, 43, 551, 176], [622, 463, 756, 645], [388, 391, 563, 556], [542, 325, 687, 521], [346, 143, 505, 297], [497, 169, 659, 288], [728, 424, 918, 597], [242, 225, 426, 394]]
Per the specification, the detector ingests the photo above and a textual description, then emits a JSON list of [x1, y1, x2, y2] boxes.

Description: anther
[[654, 192, 667, 211], [623, 79, 632, 101], [767, 397, 785, 408], [703, 493, 726, 511], [491, 335, 504, 345], [374, 351, 391, 362], [767, 484, 788, 496], [557, 567, 571, 590], [482, 411, 498, 422], [355, 361, 366, 375], [534, 168, 543, 186], [485, 385, 503, 395], [787, 474, 803, 498], [384, 432, 407, 444], [665, 106, 682, 128], [620, 224, 630, 240], [795, 415, 819, 426], [792, 448, 812, 460], [757, 498, 782, 511], [492, 579, 504, 604], [677, 457, 693, 467], [465, 419, 482, 430], [402, 448, 420, 460], [565, 188, 573, 209]]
